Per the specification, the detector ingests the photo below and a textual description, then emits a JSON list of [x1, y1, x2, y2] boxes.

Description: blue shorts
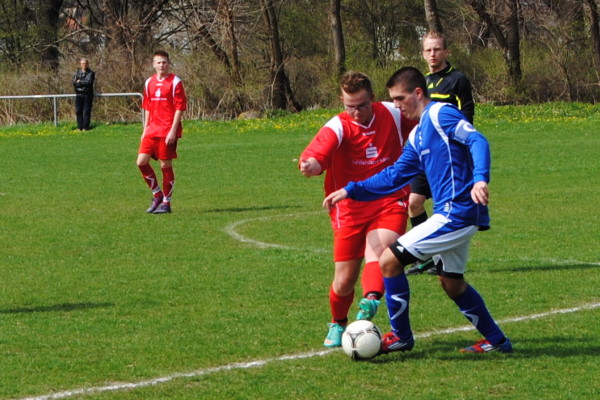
[[393, 214, 478, 274]]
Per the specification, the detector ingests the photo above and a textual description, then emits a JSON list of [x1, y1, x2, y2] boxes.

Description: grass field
[[0, 103, 599, 399]]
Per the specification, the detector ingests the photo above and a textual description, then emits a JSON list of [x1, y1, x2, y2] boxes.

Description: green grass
[[0, 104, 599, 399]]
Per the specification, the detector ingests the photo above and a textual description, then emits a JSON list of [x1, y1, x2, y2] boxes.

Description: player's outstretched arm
[[471, 181, 489, 205], [323, 188, 348, 211]]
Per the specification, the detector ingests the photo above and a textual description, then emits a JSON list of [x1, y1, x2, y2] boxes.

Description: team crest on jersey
[[155, 88, 162, 98]]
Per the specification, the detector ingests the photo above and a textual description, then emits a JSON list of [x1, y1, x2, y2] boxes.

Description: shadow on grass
[[0, 302, 115, 314], [205, 205, 302, 213], [370, 337, 600, 363], [488, 263, 599, 273]]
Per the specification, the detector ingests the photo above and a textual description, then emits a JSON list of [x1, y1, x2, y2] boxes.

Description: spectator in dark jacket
[[72, 58, 95, 131]]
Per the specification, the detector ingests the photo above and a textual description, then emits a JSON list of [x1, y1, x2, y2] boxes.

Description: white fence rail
[[0, 92, 143, 126]]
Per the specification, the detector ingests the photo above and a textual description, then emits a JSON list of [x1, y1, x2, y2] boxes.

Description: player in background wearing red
[[299, 71, 417, 347], [137, 50, 187, 214]]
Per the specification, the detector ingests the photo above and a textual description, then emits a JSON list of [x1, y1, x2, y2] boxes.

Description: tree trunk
[[585, 0, 600, 82], [219, 0, 243, 85], [423, 0, 443, 33], [505, 0, 522, 89], [465, 0, 523, 93], [259, 0, 302, 111], [196, 23, 232, 71], [40, 0, 64, 71], [329, 0, 346, 78]]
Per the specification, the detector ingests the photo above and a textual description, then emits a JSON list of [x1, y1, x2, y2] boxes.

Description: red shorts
[[139, 136, 178, 160], [333, 209, 408, 262]]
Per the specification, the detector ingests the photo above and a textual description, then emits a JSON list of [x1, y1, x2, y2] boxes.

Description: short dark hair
[[340, 71, 374, 96], [386, 67, 428, 97], [153, 50, 170, 60]]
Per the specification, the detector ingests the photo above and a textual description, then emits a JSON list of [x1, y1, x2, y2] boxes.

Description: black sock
[[410, 211, 428, 228]]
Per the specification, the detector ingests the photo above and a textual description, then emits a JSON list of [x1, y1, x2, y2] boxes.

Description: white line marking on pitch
[[223, 211, 328, 252], [13, 302, 600, 400], [520, 256, 600, 266]]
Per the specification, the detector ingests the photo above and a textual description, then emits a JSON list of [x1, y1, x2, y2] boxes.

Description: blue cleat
[[323, 323, 345, 347], [356, 298, 380, 321]]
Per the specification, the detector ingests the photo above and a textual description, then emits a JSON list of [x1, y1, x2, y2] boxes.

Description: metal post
[[53, 96, 58, 127]]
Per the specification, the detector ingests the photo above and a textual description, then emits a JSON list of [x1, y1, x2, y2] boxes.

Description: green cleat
[[356, 298, 380, 321], [323, 323, 345, 347]]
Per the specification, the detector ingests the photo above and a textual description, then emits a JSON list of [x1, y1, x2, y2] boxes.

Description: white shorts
[[397, 214, 478, 274]]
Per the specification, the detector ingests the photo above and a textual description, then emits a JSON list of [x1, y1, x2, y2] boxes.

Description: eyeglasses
[[344, 101, 371, 113]]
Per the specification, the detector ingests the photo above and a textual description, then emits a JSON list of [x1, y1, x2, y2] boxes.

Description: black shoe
[[405, 259, 435, 275]]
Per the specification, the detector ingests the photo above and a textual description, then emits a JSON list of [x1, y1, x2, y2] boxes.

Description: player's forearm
[[467, 132, 491, 182]]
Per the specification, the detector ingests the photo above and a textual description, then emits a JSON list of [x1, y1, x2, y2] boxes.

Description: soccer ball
[[341, 320, 383, 360]]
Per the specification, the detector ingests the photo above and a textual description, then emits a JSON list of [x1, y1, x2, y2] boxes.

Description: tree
[[258, 0, 302, 111], [344, 0, 423, 66], [329, 0, 346, 78], [424, 0, 443, 33], [39, 0, 65, 70], [465, 0, 523, 92], [585, 0, 600, 82]]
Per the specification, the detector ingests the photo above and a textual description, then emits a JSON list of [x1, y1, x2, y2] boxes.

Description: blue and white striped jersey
[[345, 101, 491, 230]]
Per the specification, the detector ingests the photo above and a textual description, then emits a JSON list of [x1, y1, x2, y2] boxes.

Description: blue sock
[[383, 273, 412, 339], [453, 284, 506, 345]]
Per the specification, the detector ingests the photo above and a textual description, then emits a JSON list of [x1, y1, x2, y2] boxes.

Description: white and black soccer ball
[[341, 320, 383, 360]]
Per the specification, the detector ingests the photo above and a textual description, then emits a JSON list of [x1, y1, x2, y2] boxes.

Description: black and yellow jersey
[[426, 62, 474, 123]]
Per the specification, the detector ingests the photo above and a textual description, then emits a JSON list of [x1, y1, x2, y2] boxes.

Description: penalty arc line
[[13, 301, 600, 400], [223, 211, 327, 252]]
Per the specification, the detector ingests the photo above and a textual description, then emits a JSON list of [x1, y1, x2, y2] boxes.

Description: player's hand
[[299, 158, 322, 177], [471, 181, 489, 205], [165, 133, 176, 145], [323, 188, 348, 211]]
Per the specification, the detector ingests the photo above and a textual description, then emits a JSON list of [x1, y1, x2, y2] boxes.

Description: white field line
[[519, 257, 600, 266], [13, 301, 600, 400], [223, 211, 328, 252]]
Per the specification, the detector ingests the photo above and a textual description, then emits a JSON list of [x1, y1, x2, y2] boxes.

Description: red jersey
[[143, 73, 187, 138], [301, 102, 417, 229]]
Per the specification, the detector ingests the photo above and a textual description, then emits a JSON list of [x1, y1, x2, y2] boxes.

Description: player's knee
[[408, 200, 425, 215], [380, 248, 403, 277], [332, 278, 355, 296], [439, 276, 467, 299]]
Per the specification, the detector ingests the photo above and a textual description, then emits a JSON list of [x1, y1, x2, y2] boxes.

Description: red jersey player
[[299, 71, 417, 347], [137, 50, 187, 214]]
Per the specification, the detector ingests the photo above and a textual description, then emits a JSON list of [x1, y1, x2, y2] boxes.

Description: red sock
[[329, 285, 354, 324], [361, 261, 384, 299], [139, 164, 162, 197], [161, 166, 175, 203]]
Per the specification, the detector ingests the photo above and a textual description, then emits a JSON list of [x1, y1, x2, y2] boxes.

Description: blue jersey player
[[323, 67, 512, 354]]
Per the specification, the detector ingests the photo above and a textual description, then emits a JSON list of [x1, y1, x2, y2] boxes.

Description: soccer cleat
[[323, 323, 345, 347], [426, 264, 439, 275], [379, 331, 414, 354], [356, 298, 380, 321], [153, 203, 172, 214], [405, 259, 435, 275], [460, 338, 513, 353], [146, 196, 164, 213]]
